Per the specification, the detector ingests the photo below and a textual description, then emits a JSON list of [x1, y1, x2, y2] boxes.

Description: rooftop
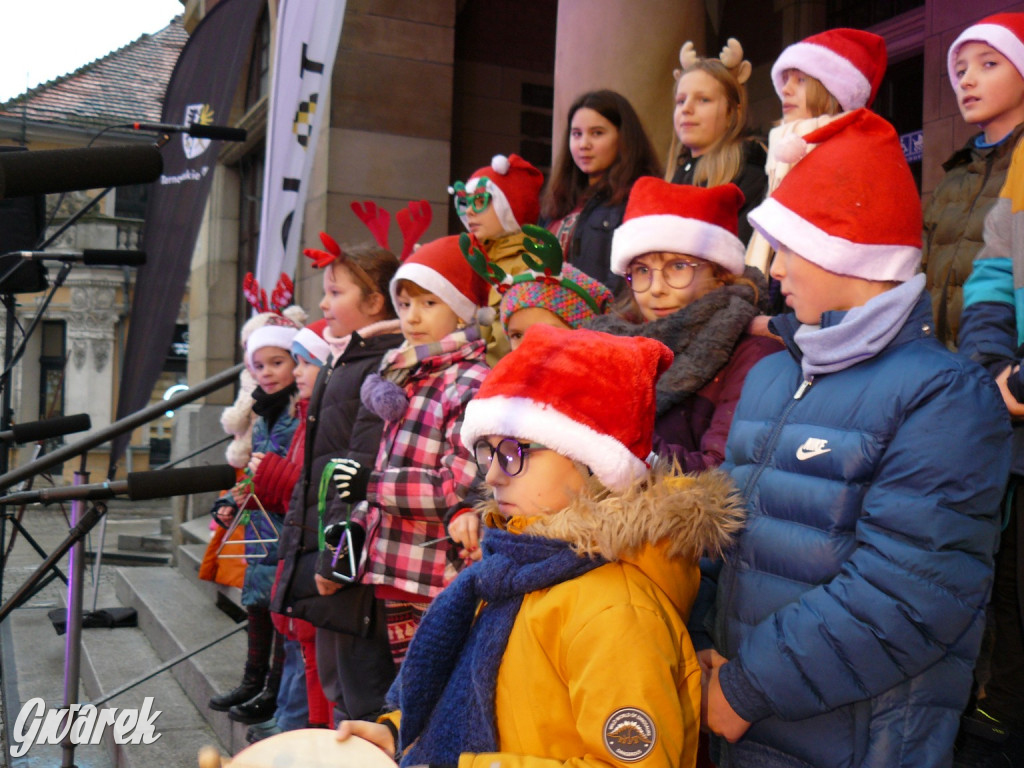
[[0, 16, 187, 134]]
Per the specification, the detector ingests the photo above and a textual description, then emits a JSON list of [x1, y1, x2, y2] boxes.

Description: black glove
[[208, 496, 239, 530], [331, 458, 371, 503], [317, 521, 366, 583]]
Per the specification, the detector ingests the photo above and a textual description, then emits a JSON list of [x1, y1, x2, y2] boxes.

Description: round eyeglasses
[[474, 438, 547, 478], [626, 260, 709, 293]]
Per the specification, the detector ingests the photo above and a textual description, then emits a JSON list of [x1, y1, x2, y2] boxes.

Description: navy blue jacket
[[712, 295, 1010, 768]]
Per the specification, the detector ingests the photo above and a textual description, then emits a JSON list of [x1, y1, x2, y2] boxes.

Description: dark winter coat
[[711, 295, 1011, 768], [922, 122, 1024, 349], [671, 139, 767, 246], [566, 192, 627, 294], [269, 324, 403, 633]]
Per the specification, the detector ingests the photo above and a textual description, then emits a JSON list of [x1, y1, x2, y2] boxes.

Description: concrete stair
[[3, 506, 256, 766], [77, 574, 231, 767], [111, 566, 251, 755]]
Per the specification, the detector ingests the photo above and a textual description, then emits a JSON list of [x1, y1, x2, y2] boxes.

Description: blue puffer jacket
[[712, 295, 1011, 768], [241, 407, 299, 608]]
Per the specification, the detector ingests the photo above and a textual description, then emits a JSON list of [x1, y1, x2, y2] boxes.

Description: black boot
[[228, 687, 279, 724], [208, 672, 264, 712]]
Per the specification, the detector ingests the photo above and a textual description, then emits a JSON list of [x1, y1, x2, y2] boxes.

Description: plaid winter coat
[[362, 332, 489, 599]]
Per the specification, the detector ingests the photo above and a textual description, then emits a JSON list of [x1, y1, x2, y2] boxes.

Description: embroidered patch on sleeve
[[603, 707, 657, 762]]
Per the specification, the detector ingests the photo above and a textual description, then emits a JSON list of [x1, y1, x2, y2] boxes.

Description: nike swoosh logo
[[796, 446, 831, 461]]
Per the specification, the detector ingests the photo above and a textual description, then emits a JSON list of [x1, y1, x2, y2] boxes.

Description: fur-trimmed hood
[[480, 461, 745, 615]]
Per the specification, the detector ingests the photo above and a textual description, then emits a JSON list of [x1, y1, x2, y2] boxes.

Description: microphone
[[0, 144, 163, 199], [0, 414, 91, 445], [0, 464, 236, 505], [5, 250, 146, 267], [129, 122, 248, 143]]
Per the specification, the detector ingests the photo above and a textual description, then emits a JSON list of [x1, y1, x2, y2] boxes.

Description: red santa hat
[[772, 28, 887, 111], [390, 235, 490, 323], [948, 13, 1024, 88], [461, 324, 674, 492], [747, 108, 921, 282], [451, 154, 544, 233], [610, 177, 745, 276], [292, 318, 331, 367]]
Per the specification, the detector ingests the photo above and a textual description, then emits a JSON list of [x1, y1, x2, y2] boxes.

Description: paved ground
[[0, 500, 171, 768]]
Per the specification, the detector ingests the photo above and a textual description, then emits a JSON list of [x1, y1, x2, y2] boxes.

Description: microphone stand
[[0, 262, 77, 601], [61, 457, 88, 768]]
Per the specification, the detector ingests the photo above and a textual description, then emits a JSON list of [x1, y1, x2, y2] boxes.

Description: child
[[923, 12, 1024, 350], [746, 27, 886, 277], [668, 38, 765, 245], [956, 136, 1024, 764], [269, 234, 403, 726], [588, 176, 780, 471], [449, 153, 544, 361], [209, 295, 305, 727], [462, 222, 613, 347], [449, 224, 614, 562], [243, 319, 334, 740], [330, 234, 490, 665], [703, 108, 1012, 767], [541, 90, 662, 291], [336, 323, 744, 768]]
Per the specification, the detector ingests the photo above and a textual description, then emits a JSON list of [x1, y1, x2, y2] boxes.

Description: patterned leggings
[[245, 605, 286, 692], [383, 599, 431, 666]]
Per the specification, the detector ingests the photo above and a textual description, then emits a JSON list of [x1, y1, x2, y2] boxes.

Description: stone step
[[116, 532, 173, 553], [76, 576, 228, 767], [113, 566, 251, 753]]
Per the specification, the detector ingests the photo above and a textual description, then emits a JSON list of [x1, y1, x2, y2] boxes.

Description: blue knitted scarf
[[388, 526, 605, 767]]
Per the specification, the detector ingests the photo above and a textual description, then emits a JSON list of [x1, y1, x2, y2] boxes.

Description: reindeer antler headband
[[675, 37, 751, 85], [459, 224, 605, 314], [243, 272, 294, 314]]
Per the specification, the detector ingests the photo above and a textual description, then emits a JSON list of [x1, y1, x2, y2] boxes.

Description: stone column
[[553, 0, 705, 167]]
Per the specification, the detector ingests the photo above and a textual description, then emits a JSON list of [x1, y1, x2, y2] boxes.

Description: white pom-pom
[[476, 306, 497, 326], [775, 134, 809, 165], [491, 154, 510, 175], [282, 304, 308, 327]]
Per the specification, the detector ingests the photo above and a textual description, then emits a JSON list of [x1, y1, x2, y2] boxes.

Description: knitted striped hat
[[499, 263, 612, 331]]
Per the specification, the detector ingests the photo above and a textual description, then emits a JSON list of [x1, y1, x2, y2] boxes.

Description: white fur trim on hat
[[245, 325, 300, 369], [748, 197, 921, 282], [948, 22, 1024, 88], [391, 262, 477, 322], [460, 395, 647, 493], [461, 176, 519, 234], [772, 42, 871, 111], [610, 214, 745, 276]]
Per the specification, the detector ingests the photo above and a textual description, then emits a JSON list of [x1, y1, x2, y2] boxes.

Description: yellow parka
[[455, 466, 743, 768]]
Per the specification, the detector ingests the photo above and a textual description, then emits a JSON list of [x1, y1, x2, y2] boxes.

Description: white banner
[[255, 0, 347, 288]]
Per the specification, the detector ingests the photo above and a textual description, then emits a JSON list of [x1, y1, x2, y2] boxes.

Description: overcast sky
[[0, 0, 184, 103]]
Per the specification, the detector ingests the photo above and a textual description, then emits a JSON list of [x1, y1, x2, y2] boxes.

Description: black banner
[[109, 0, 263, 476]]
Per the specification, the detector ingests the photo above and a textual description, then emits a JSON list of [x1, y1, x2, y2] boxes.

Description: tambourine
[[199, 730, 398, 768]]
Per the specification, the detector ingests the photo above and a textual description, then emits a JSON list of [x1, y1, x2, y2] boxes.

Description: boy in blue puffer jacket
[[702, 108, 1012, 768]]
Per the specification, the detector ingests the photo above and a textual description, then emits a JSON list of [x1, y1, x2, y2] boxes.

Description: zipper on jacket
[[718, 376, 813, 655], [793, 377, 813, 400], [742, 377, 812, 498]]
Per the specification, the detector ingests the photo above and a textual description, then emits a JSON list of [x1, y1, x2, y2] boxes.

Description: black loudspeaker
[[0, 147, 47, 294]]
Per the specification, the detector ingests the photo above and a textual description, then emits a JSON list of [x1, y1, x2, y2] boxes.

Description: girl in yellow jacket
[[337, 324, 743, 768]]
